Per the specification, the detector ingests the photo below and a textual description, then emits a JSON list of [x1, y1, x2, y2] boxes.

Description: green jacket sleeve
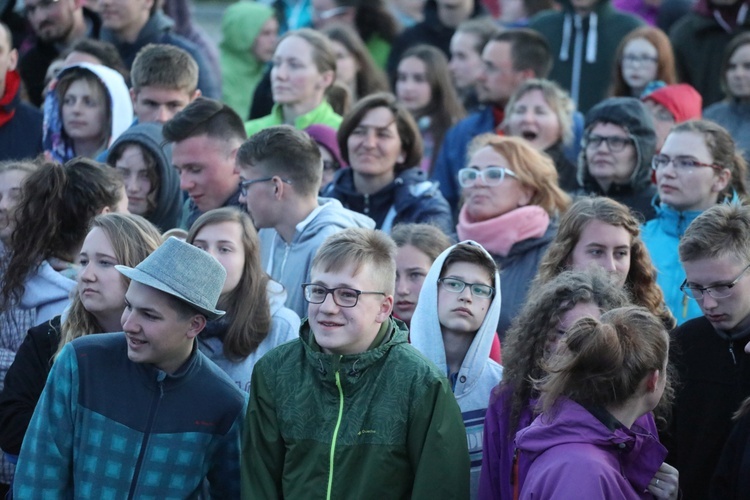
[[242, 359, 285, 499], [407, 375, 471, 499]]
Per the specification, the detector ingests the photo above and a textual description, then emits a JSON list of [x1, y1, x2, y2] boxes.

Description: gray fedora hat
[[116, 237, 227, 320]]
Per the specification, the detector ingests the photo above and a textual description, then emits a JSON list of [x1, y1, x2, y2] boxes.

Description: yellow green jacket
[[244, 101, 342, 137]]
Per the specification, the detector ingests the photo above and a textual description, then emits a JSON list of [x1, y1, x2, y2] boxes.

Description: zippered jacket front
[[242, 317, 470, 499], [14, 332, 246, 498]]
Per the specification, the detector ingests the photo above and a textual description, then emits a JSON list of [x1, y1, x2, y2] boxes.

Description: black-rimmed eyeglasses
[[680, 263, 750, 300], [239, 177, 292, 196], [438, 277, 494, 298], [301, 283, 385, 308]]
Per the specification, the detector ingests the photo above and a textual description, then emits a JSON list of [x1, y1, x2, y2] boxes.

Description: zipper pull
[[729, 342, 737, 365]]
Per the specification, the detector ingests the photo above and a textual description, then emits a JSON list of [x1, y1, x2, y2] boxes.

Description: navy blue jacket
[[324, 167, 454, 235], [0, 94, 43, 161]]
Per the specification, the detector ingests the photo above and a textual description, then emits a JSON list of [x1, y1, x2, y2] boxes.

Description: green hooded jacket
[[220, 2, 274, 120], [244, 101, 343, 137], [242, 317, 470, 499]]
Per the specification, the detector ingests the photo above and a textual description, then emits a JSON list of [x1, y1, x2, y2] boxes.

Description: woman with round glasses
[[643, 120, 748, 325], [577, 97, 658, 221], [535, 197, 675, 330], [324, 92, 453, 234], [457, 134, 571, 340], [609, 27, 677, 99]]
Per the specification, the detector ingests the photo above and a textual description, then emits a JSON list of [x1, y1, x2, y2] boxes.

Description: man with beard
[[18, 0, 101, 107]]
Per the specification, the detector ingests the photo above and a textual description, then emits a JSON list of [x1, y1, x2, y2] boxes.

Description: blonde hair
[[312, 227, 397, 295], [468, 134, 572, 216], [56, 213, 162, 358], [503, 79, 575, 146]]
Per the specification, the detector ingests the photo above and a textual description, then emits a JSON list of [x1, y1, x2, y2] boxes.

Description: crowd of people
[[0, 0, 749, 497]]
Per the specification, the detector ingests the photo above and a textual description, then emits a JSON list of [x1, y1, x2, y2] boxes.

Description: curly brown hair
[[0, 158, 124, 309], [498, 267, 631, 436], [535, 196, 675, 329]]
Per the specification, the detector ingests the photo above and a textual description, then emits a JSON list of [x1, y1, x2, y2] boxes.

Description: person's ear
[[375, 294, 394, 323], [190, 89, 201, 101], [129, 88, 138, 107], [645, 369, 660, 393], [186, 314, 207, 339], [99, 205, 112, 215], [517, 185, 536, 207], [318, 70, 335, 91], [712, 168, 731, 193], [8, 48, 17, 72]]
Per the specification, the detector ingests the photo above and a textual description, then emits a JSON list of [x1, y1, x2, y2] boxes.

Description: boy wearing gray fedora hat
[[14, 238, 246, 499]]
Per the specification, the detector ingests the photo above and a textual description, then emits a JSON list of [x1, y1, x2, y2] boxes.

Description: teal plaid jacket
[[14, 333, 246, 498]]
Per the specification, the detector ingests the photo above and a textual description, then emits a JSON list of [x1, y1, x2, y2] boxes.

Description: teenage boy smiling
[[242, 228, 470, 499]]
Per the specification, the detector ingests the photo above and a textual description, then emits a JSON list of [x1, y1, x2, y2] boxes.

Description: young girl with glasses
[[642, 119, 748, 324], [609, 27, 677, 98]]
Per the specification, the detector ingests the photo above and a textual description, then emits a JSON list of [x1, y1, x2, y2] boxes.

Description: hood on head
[[409, 240, 502, 396], [642, 84, 702, 123], [107, 122, 182, 231], [580, 97, 656, 190], [220, 2, 275, 54]]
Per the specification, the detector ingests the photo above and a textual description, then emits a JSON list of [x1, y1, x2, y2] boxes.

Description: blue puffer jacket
[[431, 107, 495, 212], [641, 202, 702, 325], [323, 167, 454, 235]]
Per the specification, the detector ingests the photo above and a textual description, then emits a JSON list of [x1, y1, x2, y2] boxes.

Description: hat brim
[[116, 265, 226, 321]]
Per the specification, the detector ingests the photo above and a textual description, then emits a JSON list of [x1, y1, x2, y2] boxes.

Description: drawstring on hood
[[560, 13, 599, 104]]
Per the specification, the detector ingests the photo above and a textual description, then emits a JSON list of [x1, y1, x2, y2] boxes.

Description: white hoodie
[[410, 240, 504, 499]]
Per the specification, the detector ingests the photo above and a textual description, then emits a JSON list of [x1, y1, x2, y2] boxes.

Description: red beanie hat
[[642, 84, 703, 123]]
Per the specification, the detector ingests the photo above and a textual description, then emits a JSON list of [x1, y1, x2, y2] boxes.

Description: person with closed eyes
[[642, 119, 748, 325]]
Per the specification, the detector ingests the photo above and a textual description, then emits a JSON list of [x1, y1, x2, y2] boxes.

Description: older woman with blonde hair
[[536, 196, 675, 329], [457, 134, 571, 339], [503, 79, 577, 191]]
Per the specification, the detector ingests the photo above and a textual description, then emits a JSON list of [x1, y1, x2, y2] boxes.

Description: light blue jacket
[[642, 203, 702, 325]]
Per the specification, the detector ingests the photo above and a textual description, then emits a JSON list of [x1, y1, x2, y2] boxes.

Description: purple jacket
[[514, 398, 666, 499], [478, 385, 534, 500]]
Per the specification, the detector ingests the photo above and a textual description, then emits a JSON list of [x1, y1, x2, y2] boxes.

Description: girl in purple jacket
[[515, 306, 678, 499]]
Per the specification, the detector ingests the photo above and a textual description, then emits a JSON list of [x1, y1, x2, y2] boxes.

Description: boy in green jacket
[[242, 227, 470, 499]]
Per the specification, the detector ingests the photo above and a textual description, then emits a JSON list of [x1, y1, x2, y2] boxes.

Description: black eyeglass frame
[[301, 283, 386, 308]]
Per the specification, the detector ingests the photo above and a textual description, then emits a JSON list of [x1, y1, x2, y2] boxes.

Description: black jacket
[[664, 316, 750, 500], [0, 316, 61, 456]]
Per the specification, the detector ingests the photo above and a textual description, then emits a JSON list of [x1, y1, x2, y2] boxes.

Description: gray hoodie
[[410, 241, 504, 498], [107, 123, 181, 232], [259, 198, 375, 318]]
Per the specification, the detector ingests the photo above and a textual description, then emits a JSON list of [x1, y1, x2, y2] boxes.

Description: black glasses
[[584, 134, 633, 152], [301, 283, 385, 308], [458, 166, 517, 188], [438, 277, 494, 298], [680, 264, 750, 300], [651, 154, 722, 172], [239, 177, 291, 196]]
